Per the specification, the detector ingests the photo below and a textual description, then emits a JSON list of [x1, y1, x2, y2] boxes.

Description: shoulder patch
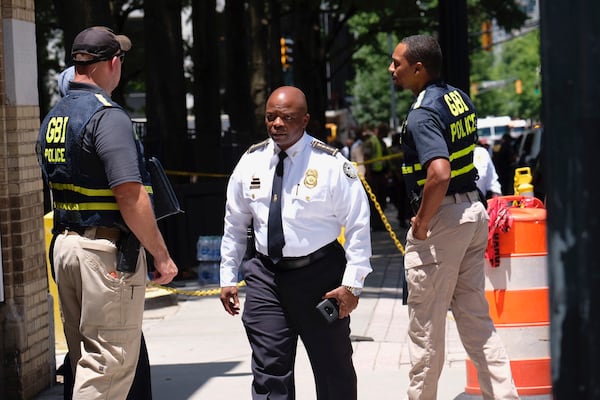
[[247, 139, 270, 154], [95, 93, 113, 107], [311, 140, 338, 156], [343, 162, 358, 179], [412, 89, 426, 109]]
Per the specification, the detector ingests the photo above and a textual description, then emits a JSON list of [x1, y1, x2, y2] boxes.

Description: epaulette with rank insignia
[[246, 139, 270, 153], [310, 140, 338, 156]]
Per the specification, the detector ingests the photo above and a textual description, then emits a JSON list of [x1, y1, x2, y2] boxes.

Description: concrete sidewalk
[[36, 213, 474, 400]]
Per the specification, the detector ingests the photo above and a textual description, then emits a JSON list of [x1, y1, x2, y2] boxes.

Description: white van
[[476, 116, 511, 148]]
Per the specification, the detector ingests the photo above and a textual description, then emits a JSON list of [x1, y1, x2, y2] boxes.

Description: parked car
[[517, 126, 543, 168]]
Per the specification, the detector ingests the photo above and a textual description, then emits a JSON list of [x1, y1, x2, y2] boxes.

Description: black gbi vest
[[401, 81, 477, 195], [37, 89, 152, 232]]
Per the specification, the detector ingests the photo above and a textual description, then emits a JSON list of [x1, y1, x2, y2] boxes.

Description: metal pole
[[540, 1, 600, 398], [438, 0, 470, 93], [388, 34, 398, 131]]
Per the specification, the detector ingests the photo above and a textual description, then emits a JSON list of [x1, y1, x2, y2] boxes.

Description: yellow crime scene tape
[[150, 153, 406, 297]]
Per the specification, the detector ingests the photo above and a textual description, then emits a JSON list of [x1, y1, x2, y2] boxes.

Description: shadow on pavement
[[151, 361, 248, 398]]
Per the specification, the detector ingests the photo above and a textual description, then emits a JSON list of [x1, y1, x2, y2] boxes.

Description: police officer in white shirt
[[219, 86, 372, 400], [473, 143, 502, 198]]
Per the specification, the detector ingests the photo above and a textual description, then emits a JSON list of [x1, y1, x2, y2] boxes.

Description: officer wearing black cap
[[37, 26, 178, 398]]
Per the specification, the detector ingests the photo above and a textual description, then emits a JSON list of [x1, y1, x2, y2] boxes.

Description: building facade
[[0, 1, 54, 398]]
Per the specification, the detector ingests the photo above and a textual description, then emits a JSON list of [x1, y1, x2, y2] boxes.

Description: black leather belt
[[259, 241, 339, 270], [62, 226, 121, 243]]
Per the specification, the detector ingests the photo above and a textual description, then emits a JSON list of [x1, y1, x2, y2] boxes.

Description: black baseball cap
[[71, 26, 132, 65]]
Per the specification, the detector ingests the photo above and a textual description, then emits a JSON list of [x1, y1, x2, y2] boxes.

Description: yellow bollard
[[44, 212, 67, 353], [513, 167, 534, 197]]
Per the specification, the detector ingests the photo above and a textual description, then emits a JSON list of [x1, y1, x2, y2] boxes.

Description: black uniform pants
[[241, 242, 357, 400]]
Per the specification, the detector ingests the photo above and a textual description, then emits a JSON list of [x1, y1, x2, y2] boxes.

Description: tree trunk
[[291, 5, 327, 142], [52, 0, 113, 59], [438, 0, 470, 93], [247, 1, 270, 142], [143, 0, 187, 170], [191, 0, 222, 173], [50, 0, 136, 116], [223, 0, 255, 151]]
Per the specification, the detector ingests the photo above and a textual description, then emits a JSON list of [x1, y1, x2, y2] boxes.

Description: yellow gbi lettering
[[44, 147, 66, 163], [45, 116, 69, 144], [443, 90, 470, 117]]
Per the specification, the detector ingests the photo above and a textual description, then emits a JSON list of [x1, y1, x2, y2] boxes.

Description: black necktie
[[268, 151, 287, 263]]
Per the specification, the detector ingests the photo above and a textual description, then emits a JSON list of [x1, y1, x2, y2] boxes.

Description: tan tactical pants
[[54, 232, 147, 399], [404, 194, 518, 400]]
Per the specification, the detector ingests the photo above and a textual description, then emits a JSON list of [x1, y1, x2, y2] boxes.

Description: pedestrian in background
[[388, 34, 518, 399], [474, 141, 502, 199], [37, 26, 178, 398], [340, 135, 354, 160], [493, 133, 517, 195], [350, 127, 367, 176], [363, 123, 391, 230], [219, 86, 372, 400], [387, 132, 411, 228]]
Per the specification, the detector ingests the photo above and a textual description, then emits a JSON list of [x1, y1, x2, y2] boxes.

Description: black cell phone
[[316, 298, 339, 323]]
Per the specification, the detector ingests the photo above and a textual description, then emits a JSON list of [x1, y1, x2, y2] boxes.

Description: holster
[[117, 232, 141, 273], [408, 190, 422, 215], [476, 188, 488, 209]]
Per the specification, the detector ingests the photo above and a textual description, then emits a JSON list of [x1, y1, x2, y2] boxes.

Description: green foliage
[[348, 31, 393, 125], [346, 12, 417, 127], [471, 29, 541, 119], [347, 2, 537, 127]]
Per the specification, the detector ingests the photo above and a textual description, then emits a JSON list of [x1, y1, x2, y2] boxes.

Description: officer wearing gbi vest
[[37, 26, 178, 398], [388, 35, 519, 399]]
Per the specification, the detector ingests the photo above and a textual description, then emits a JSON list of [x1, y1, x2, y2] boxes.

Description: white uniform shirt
[[220, 133, 372, 288], [473, 145, 502, 196]]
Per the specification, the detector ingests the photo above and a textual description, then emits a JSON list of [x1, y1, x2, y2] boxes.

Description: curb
[[144, 286, 178, 310]]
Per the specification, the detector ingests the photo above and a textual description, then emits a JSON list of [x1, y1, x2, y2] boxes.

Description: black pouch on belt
[[476, 188, 488, 209], [117, 232, 141, 273], [408, 190, 422, 215]]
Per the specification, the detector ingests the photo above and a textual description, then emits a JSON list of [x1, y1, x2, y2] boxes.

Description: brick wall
[[0, 0, 54, 398]]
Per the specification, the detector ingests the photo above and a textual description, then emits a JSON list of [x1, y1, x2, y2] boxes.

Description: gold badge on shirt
[[304, 169, 318, 189]]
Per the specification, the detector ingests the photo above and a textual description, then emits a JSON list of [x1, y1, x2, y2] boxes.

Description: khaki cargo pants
[[404, 195, 518, 400], [54, 232, 147, 399]]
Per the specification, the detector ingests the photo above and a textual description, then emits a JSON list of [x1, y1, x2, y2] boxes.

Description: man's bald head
[[265, 86, 310, 151]]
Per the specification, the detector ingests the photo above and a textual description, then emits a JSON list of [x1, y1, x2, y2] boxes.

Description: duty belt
[[258, 241, 339, 270], [441, 190, 479, 205]]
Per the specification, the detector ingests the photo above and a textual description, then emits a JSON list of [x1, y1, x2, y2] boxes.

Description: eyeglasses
[[116, 52, 125, 63], [266, 114, 297, 123]]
